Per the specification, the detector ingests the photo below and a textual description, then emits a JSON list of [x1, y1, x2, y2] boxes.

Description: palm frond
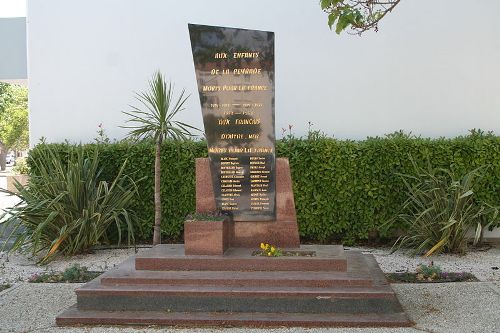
[[121, 71, 199, 142]]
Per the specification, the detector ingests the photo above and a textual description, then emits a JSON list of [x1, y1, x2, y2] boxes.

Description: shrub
[[387, 158, 498, 255], [12, 157, 29, 174], [278, 130, 499, 243], [1, 145, 140, 263], [26, 130, 499, 244]]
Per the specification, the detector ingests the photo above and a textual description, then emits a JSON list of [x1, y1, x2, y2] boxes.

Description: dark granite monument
[[188, 24, 300, 248], [188, 24, 276, 222], [55, 24, 411, 328]]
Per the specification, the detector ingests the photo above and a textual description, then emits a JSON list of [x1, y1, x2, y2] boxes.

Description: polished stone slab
[[57, 306, 412, 328], [135, 244, 347, 271], [189, 24, 277, 221], [196, 158, 300, 248]]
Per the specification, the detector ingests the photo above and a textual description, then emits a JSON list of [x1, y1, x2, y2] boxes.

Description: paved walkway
[[0, 174, 22, 251], [0, 281, 499, 333]]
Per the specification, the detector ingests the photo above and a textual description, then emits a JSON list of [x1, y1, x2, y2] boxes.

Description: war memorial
[[56, 24, 411, 328]]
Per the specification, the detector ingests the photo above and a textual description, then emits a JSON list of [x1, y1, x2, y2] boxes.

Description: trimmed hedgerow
[[28, 130, 499, 244], [278, 130, 499, 243]]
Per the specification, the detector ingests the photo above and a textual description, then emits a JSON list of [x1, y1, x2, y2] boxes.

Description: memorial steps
[[56, 244, 412, 328], [57, 309, 411, 328]]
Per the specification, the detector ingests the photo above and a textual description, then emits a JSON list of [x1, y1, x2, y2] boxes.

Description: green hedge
[[28, 131, 499, 243]]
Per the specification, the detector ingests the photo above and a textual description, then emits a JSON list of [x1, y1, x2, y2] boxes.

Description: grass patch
[[0, 284, 11, 292], [28, 264, 102, 283]]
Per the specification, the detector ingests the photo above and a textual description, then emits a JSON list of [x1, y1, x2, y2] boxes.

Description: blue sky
[[0, 0, 26, 18]]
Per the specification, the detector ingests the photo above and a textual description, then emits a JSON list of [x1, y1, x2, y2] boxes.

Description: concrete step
[[56, 245, 411, 327], [78, 280, 394, 299], [100, 269, 373, 288], [135, 244, 347, 271], [57, 305, 413, 327], [76, 280, 401, 313]]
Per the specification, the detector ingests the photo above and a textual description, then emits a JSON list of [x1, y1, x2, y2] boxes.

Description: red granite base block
[[184, 218, 230, 255], [135, 244, 347, 272], [57, 306, 413, 328], [196, 158, 300, 248]]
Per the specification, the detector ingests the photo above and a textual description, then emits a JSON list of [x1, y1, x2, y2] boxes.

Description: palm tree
[[122, 71, 197, 245]]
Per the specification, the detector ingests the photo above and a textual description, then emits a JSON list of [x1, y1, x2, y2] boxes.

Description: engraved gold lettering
[[233, 68, 262, 75], [235, 118, 260, 125], [221, 134, 244, 139], [214, 52, 227, 59], [202, 85, 221, 92], [233, 52, 259, 58]]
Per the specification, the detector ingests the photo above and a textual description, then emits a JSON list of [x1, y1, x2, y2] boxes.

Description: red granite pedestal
[[184, 217, 230, 255], [195, 157, 300, 249]]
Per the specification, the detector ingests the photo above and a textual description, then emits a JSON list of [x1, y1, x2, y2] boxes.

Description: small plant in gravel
[[28, 264, 102, 283], [415, 263, 442, 281], [387, 262, 477, 283], [0, 284, 11, 292]]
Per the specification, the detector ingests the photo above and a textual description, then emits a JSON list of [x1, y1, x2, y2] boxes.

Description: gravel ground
[[393, 282, 500, 333]]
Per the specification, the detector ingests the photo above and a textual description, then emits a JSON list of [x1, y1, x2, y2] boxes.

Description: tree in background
[[320, 0, 401, 35], [122, 72, 197, 245], [0, 83, 29, 170]]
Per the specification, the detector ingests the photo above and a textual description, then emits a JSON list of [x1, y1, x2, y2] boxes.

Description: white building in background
[[24, 0, 500, 144], [1, 1, 499, 239]]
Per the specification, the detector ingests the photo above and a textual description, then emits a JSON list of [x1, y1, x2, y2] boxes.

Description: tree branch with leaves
[[320, 0, 401, 35], [0, 83, 29, 170]]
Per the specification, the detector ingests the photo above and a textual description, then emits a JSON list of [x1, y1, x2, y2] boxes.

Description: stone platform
[[196, 158, 301, 248], [56, 244, 412, 328]]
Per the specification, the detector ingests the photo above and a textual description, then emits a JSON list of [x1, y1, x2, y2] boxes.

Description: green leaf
[[328, 12, 339, 29], [320, 0, 332, 10]]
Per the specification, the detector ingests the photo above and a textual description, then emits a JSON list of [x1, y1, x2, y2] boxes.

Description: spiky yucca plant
[[0, 145, 139, 263], [389, 158, 498, 256]]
